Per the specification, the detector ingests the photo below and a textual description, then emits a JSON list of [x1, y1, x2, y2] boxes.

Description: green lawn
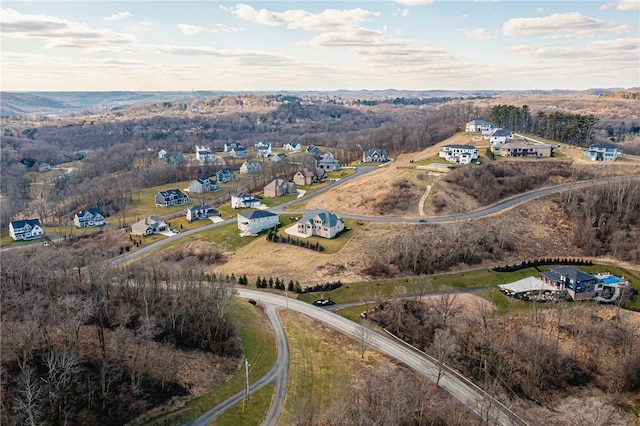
[[211, 386, 273, 426], [259, 193, 300, 208], [147, 301, 277, 426], [328, 168, 356, 179]]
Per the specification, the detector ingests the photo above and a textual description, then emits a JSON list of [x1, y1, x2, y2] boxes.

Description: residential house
[[195, 145, 216, 163], [155, 189, 189, 207], [74, 208, 105, 228], [264, 179, 297, 198], [584, 142, 621, 162], [38, 163, 52, 173], [363, 148, 388, 163], [270, 153, 289, 163], [297, 209, 345, 239], [283, 142, 301, 152], [216, 168, 237, 183], [224, 142, 243, 152], [157, 148, 168, 159], [539, 266, 600, 300], [9, 218, 44, 241], [255, 141, 272, 158], [131, 216, 167, 236], [188, 177, 220, 194], [317, 152, 340, 171], [186, 205, 220, 222], [489, 128, 514, 146], [494, 141, 552, 158], [293, 167, 327, 186], [237, 209, 279, 236], [163, 151, 185, 164], [230, 146, 247, 159], [231, 192, 262, 209], [306, 145, 321, 156], [240, 161, 262, 174], [438, 144, 479, 165], [465, 119, 495, 134]]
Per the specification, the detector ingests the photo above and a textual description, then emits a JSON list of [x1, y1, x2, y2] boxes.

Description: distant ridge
[[0, 88, 631, 117]]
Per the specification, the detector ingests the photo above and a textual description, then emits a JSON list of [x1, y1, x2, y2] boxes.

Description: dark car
[[418, 219, 427, 223]]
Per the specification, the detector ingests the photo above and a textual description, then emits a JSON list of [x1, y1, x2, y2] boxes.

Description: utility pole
[[245, 358, 250, 402]]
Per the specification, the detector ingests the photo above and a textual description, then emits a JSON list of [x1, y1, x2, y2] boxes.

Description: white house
[[297, 209, 345, 239], [465, 119, 495, 134], [9, 218, 44, 241], [489, 128, 514, 146], [438, 144, 479, 165], [158, 149, 168, 159], [363, 148, 388, 163], [74, 208, 105, 228], [195, 145, 216, 163], [283, 142, 301, 152], [237, 210, 279, 236], [584, 142, 621, 162], [231, 192, 262, 209], [188, 177, 220, 194], [255, 141, 272, 158]]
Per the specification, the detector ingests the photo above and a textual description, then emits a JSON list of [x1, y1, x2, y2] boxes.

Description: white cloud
[[214, 24, 244, 33], [138, 21, 152, 27], [617, 0, 640, 10], [1, 8, 137, 51], [103, 12, 131, 21], [464, 28, 494, 41], [502, 12, 630, 39], [508, 37, 639, 64], [599, 2, 616, 11], [177, 24, 203, 35], [394, 0, 434, 5], [222, 4, 379, 31]]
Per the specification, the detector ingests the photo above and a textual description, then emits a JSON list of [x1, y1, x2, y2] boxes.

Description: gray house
[[584, 142, 621, 162], [188, 177, 220, 194], [297, 209, 345, 239], [363, 149, 388, 163], [155, 189, 189, 207]]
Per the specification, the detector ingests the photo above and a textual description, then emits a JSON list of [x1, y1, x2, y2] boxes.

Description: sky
[[1, 1, 639, 91]]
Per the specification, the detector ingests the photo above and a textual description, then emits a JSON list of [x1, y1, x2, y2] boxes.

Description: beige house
[[264, 179, 297, 198], [131, 216, 167, 236], [293, 167, 327, 186], [297, 209, 345, 239], [494, 141, 552, 158]]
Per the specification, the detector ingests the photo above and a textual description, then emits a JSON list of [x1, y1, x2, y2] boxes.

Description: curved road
[[115, 173, 640, 264], [186, 303, 290, 426], [233, 289, 527, 426]]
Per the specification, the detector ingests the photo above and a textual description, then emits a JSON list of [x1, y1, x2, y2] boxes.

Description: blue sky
[[2, 1, 639, 91]]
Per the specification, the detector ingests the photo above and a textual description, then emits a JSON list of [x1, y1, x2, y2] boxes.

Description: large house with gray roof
[[238, 210, 279, 236], [297, 209, 345, 239], [465, 119, 495, 134], [155, 189, 189, 207], [74, 208, 105, 228], [188, 177, 219, 194], [439, 144, 479, 165], [584, 142, 621, 162], [362, 149, 388, 163]]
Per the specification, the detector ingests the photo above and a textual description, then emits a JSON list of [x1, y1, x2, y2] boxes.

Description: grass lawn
[[328, 168, 356, 179], [211, 385, 273, 426], [148, 301, 277, 426], [278, 310, 372, 425], [271, 218, 364, 256], [259, 193, 299, 208], [297, 267, 548, 305]]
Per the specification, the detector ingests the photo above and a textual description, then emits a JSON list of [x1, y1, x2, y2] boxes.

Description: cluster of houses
[[236, 208, 345, 238], [9, 207, 107, 241], [499, 266, 629, 302]]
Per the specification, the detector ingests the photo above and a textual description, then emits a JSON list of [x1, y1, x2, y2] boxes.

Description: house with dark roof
[[293, 167, 327, 186], [539, 266, 600, 300], [9, 218, 44, 241], [188, 177, 220, 194], [186, 205, 220, 222], [489, 128, 514, 146], [270, 153, 289, 163], [283, 142, 301, 152], [255, 141, 272, 158], [297, 209, 345, 239], [216, 168, 237, 183], [74, 208, 105, 228], [237, 209, 279, 236], [264, 179, 297, 198], [155, 189, 189, 207], [363, 149, 388, 163], [162, 151, 185, 164], [230, 146, 248, 159], [584, 142, 621, 162], [306, 145, 322, 156], [231, 192, 262, 209]]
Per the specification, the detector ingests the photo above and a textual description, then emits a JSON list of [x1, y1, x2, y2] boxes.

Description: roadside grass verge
[[328, 168, 356, 179], [278, 310, 371, 425], [297, 267, 540, 305], [211, 385, 273, 426], [259, 193, 299, 208], [148, 301, 276, 426]]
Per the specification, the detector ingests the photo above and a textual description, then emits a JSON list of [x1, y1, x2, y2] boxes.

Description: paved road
[[234, 289, 527, 426], [185, 303, 290, 426]]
